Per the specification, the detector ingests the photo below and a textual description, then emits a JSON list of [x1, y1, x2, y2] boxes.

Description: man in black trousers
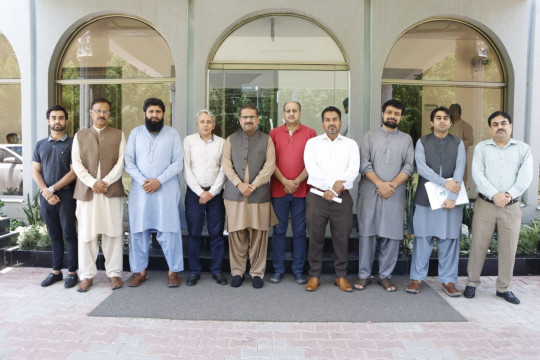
[[32, 105, 78, 288]]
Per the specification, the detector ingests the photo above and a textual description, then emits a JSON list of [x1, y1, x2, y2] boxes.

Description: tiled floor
[[0, 267, 539, 359]]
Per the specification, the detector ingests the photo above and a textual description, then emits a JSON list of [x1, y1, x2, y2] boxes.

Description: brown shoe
[[110, 276, 123, 290], [442, 282, 461, 297], [406, 279, 421, 294], [77, 278, 93, 292], [305, 277, 320, 291], [168, 272, 180, 288], [129, 271, 147, 287], [334, 277, 353, 292]]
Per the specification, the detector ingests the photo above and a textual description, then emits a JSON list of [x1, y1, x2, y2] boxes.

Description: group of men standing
[[32, 96, 532, 303]]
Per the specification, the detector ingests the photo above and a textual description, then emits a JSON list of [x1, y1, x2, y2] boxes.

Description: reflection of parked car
[[0, 144, 23, 195]]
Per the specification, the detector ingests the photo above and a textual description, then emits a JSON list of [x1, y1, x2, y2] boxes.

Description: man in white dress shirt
[[72, 98, 126, 292], [303, 105, 360, 292], [183, 110, 227, 286]]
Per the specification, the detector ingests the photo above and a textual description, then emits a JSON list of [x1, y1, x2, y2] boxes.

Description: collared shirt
[[269, 123, 317, 197], [472, 138, 533, 199], [304, 133, 360, 191], [32, 134, 73, 187], [183, 132, 226, 196]]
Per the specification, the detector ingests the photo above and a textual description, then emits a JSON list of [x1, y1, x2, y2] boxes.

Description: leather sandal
[[353, 278, 371, 290], [377, 277, 397, 292]]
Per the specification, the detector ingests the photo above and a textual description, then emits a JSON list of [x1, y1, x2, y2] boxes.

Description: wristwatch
[[48, 185, 55, 193]]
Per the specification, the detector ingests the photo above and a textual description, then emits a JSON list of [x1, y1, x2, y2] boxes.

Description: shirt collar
[[487, 137, 517, 149], [48, 134, 68, 142], [281, 123, 303, 132], [322, 133, 342, 142], [198, 133, 214, 143]]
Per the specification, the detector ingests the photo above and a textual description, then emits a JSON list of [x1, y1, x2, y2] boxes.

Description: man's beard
[[145, 116, 164, 133], [383, 119, 398, 129], [50, 124, 66, 131]]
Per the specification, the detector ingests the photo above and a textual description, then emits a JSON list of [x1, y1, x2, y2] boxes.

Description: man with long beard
[[124, 98, 184, 288]]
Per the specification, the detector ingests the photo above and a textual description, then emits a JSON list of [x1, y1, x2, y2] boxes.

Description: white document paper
[[424, 180, 469, 210], [309, 188, 343, 203]]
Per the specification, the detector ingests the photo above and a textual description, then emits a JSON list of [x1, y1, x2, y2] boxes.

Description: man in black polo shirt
[[32, 105, 78, 288]]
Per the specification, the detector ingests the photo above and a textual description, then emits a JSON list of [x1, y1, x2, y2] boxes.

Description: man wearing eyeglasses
[[72, 98, 126, 292], [222, 105, 277, 289], [464, 111, 532, 304]]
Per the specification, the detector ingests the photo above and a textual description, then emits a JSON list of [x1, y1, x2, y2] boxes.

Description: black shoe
[[41, 272, 63, 287], [294, 273, 307, 285], [212, 273, 227, 285], [64, 274, 79, 289], [252, 276, 264, 289], [231, 275, 243, 288], [463, 286, 476, 298], [270, 273, 283, 283], [496, 291, 520, 304], [186, 274, 200, 286]]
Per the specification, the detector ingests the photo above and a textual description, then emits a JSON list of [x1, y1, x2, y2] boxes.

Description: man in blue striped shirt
[[465, 111, 533, 304]]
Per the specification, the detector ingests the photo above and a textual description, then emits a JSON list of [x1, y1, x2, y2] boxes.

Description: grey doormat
[[89, 272, 466, 323]]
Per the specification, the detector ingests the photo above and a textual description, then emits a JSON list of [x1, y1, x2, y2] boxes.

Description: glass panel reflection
[[213, 16, 345, 64], [60, 18, 174, 80], [60, 83, 173, 135], [0, 33, 20, 78], [383, 20, 502, 83], [209, 69, 349, 138]]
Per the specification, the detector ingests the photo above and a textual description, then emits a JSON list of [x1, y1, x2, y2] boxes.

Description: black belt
[[478, 193, 519, 206], [201, 186, 211, 191]]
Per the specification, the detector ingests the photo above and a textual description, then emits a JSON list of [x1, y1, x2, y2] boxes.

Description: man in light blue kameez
[[406, 106, 465, 297], [125, 98, 184, 288]]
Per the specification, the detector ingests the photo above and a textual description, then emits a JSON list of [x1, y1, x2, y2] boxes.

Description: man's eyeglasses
[[92, 109, 111, 115], [240, 115, 257, 120]]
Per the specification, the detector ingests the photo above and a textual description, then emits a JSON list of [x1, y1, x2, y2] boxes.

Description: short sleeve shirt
[[269, 123, 317, 197], [32, 135, 74, 187]]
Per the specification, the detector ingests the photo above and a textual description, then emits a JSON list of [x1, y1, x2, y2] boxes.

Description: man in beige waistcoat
[[72, 98, 126, 292], [222, 104, 276, 289]]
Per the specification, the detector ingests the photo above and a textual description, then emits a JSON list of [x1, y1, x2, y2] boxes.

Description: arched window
[[0, 31, 22, 197], [56, 16, 175, 136], [209, 15, 349, 137], [382, 20, 505, 146], [382, 20, 505, 190]]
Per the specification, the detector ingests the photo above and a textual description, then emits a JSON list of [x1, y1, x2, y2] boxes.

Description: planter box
[[5, 247, 539, 276]]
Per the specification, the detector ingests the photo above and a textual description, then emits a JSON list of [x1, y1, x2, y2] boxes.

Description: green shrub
[[517, 221, 540, 256], [16, 223, 50, 249]]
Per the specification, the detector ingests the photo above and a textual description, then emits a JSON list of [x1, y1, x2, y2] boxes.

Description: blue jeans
[[271, 194, 307, 274], [185, 188, 225, 275]]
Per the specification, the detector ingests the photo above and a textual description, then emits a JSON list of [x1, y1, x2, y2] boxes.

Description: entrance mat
[[89, 272, 466, 323]]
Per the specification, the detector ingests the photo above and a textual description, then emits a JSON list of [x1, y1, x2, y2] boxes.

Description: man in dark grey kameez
[[355, 99, 414, 292]]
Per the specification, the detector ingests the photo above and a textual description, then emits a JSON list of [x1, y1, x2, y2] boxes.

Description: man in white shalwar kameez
[[72, 98, 126, 292], [125, 98, 184, 288]]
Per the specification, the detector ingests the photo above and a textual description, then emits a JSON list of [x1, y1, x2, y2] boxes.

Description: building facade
[[0, 0, 538, 221]]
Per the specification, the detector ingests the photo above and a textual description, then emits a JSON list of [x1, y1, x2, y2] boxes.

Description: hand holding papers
[[424, 179, 468, 210], [310, 188, 343, 203]]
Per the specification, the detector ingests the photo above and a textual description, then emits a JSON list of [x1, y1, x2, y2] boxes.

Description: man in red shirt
[[269, 101, 317, 284]]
